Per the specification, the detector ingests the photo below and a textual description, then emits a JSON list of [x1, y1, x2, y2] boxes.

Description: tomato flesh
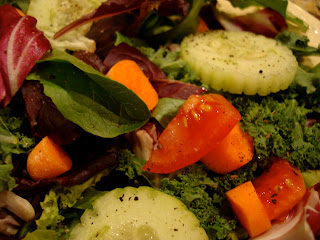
[[253, 157, 306, 221], [142, 94, 241, 173]]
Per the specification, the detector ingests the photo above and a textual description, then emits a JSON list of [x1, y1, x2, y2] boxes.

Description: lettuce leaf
[[145, 0, 205, 43], [24, 229, 59, 240], [27, 0, 105, 52], [302, 170, 320, 188], [0, 99, 35, 191], [0, 164, 17, 191], [27, 49, 151, 138], [276, 30, 320, 58], [33, 168, 113, 238], [0, 4, 51, 107], [152, 98, 184, 128]]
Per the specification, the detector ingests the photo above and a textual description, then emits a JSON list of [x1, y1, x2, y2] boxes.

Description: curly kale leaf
[[159, 163, 257, 239], [228, 93, 320, 171]]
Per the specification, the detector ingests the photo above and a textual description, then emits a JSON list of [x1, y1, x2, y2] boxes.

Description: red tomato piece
[[253, 157, 306, 221], [142, 93, 241, 173]]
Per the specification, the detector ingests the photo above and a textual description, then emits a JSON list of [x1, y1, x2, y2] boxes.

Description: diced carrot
[[15, 8, 25, 16], [201, 123, 254, 174], [106, 60, 158, 110], [196, 17, 209, 32], [27, 136, 73, 180], [226, 181, 272, 238]]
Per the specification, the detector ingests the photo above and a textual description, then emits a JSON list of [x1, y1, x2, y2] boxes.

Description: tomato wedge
[[142, 94, 241, 173], [253, 158, 306, 221]]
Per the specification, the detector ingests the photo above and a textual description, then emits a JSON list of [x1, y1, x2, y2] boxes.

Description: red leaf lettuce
[[0, 4, 51, 107]]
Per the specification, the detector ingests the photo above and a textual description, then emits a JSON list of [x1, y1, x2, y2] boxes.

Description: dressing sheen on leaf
[[27, 49, 151, 138], [0, 4, 51, 107]]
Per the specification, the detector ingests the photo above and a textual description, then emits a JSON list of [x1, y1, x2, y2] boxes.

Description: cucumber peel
[[181, 30, 298, 96], [69, 186, 208, 240]]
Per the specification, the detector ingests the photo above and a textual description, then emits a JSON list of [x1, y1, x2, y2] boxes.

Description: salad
[[0, 0, 320, 239]]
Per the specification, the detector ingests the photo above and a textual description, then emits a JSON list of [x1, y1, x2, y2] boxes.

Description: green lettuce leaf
[[24, 229, 59, 240], [139, 46, 203, 85], [142, 0, 205, 44], [302, 170, 320, 188], [27, 0, 105, 52], [152, 98, 185, 128], [27, 49, 151, 138], [35, 167, 114, 233], [276, 31, 320, 58], [0, 101, 35, 191], [0, 164, 17, 191]]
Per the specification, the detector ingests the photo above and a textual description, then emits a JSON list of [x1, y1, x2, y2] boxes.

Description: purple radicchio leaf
[[54, 0, 146, 39], [54, 0, 190, 40], [151, 79, 207, 100], [21, 81, 84, 145], [104, 42, 167, 80], [0, 5, 51, 108], [73, 50, 108, 74], [217, 8, 288, 38]]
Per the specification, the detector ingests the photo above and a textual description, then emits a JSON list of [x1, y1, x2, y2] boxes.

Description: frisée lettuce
[[27, 0, 105, 52]]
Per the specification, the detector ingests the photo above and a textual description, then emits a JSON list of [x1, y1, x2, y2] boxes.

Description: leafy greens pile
[[0, 0, 320, 240]]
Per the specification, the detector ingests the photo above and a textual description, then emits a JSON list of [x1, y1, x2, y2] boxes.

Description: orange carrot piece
[[106, 60, 158, 110], [196, 17, 209, 32], [16, 8, 25, 16], [226, 181, 272, 238], [27, 136, 73, 180], [201, 123, 254, 174]]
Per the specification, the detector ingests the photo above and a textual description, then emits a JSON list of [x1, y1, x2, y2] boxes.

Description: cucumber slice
[[69, 186, 208, 240], [180, 30, 298, 96]]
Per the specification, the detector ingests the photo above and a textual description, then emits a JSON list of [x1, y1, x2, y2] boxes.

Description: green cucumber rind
[[181, 30, 298, 96], [69, 186, 208, 240]]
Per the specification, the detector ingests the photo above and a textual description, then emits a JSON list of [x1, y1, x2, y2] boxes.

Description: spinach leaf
[[27, 49, 150, 138]]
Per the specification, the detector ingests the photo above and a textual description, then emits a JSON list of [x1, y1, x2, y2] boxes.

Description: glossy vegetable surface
[[201, 122, 254, 174], [27, 136, 73, 180], [226, 181, 272, 238], [142, 93, 241, 173], [106, 59, 158, 110], [253, 158, 306, 220]]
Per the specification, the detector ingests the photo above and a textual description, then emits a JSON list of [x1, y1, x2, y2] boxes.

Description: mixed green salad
[[0, 0, 320, 239]]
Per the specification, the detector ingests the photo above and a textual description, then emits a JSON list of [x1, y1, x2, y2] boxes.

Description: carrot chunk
[[27, 136, 73, 180], [16, 8, 25, 16], [106, 60, 158, 110], [226, 181, 272, 238], [201, 123, 254, 174]]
